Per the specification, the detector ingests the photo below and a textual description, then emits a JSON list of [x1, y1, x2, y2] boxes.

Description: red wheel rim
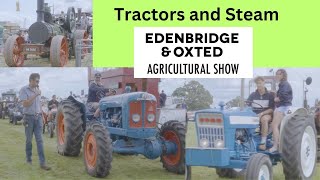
[[60, 38, 68, 66], [85, 132, 97, 170], [58, 113, 65, 145], [13, 37, 24, 66], [162, 130, 181, 165]]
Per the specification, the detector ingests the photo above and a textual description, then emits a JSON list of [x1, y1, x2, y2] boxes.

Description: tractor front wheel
[[216, 168, 245, 178], [50, 35, 69, 67], [245, 153, 273, 180], [160, 120, 186, 174], [4, 35, 25, 67], [56, 99, 83, 156], [282, 114, 317, 179], [84, 122, 113, 177], [185, 165, 191, 180]]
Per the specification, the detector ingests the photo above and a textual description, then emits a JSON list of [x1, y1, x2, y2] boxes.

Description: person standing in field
[[19, 73, 51, 170]]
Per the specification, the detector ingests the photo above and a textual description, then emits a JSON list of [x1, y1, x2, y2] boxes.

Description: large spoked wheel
[[160, 120, 186, 174], [4, 35, 25, 67], [216, 168, 245, 178], [282, 114, 317, 180], [50, 35, 69, 67], [245, 153, 273, 180], [66, 7, 76, 33], [73, 30, 89, 57], [84, 122, 113, 177], [56, 99, 83, 156]]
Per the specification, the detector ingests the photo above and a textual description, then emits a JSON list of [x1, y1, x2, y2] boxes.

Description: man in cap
[[87, 73, 113, 118]]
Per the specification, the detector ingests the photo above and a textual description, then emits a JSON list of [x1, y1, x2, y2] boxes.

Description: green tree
[[172, 80, 213, 111], [226, 96, 241, 108]]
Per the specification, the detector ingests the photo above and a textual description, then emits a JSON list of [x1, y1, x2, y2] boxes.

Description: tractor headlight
[[132, 114, 140, 123], [214, 139, 224, 148], [199, 138, 209, 148], [147, 114, 155, 122]]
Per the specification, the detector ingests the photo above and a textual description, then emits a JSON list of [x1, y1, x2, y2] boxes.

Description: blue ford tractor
[[56, 92, 186, 177], [185, 78, 318, 180]]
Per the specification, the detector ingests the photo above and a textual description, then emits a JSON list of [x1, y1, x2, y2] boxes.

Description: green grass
[[186, 121, 320, 179], [0, 119, 183, 180]]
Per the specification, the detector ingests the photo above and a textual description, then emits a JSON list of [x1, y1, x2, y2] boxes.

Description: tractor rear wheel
[[282, 114, 317, 180], [56, 99, 83, 156], [245, 153, 273, 180], [160, 120, 186, 174], [4, 35, 25, 67], [50, 35, 69, 67], [48, 121, 54, 138], [84, 122, 113, 177], [216, 168, 245, 178]]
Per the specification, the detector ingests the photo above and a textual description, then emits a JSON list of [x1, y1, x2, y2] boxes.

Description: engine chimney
[[37, 0, 45, 22], [77, 8, 82, 21]]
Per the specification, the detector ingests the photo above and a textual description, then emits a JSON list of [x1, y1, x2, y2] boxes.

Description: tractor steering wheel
[[245, 100, 264, 109], [96, 90, 106, 100]]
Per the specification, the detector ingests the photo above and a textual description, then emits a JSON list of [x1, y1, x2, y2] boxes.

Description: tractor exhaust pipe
[[37, 0, 45, 22], [240, 78, 245, 110]]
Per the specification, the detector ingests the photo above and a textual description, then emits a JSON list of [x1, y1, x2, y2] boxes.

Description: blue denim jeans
[[24, 114, 46, 165]]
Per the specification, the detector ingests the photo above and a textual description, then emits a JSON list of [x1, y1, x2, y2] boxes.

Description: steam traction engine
[[3, 0, 88, 67]]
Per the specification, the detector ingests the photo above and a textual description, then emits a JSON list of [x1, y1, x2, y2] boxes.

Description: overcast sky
[[159, 68, 320, 108], [0, 68, 318, 108], [0, 0, 92, 27], [0, 68, 88, 99]]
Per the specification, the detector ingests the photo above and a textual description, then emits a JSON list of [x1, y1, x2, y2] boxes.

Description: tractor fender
[[279, 107, 308, 153], [158, 108, 187, 128]]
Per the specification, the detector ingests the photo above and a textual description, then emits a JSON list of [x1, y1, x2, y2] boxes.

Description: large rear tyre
[[245, 153, 273, 180], [56, 99, 83, 156], [50, 35, 69, 67], [282, 114, 317, 180], [216, 168, 245, 178], [160, 120, 186, 174], [84, 122, 113, 177], [4, 35, 25, 67]]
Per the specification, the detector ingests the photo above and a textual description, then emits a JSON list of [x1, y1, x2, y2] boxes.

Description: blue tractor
[[185, 79, 317, 180], [56, 92, 186, 177]]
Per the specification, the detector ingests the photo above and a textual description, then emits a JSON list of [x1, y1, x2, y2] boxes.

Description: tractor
[[1, 92, 16, 119], [3, 0, 88, 67], [56, 92, 186, 177], [9, 102, 23, 125], [185, 77, 318, 180]]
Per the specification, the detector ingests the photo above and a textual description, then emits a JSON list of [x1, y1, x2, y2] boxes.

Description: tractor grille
[[198, 126, 224, 148], [196, 112, 224, 148]]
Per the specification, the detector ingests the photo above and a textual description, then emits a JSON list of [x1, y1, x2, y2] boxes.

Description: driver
[[48, 95, 59, 121], [247, 76, 275, 150], [87, 73, 113, 118]]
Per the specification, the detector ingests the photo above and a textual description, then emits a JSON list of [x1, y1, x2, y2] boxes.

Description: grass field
[[0, 119, 183, 180], [186, 121, 320, 180]]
